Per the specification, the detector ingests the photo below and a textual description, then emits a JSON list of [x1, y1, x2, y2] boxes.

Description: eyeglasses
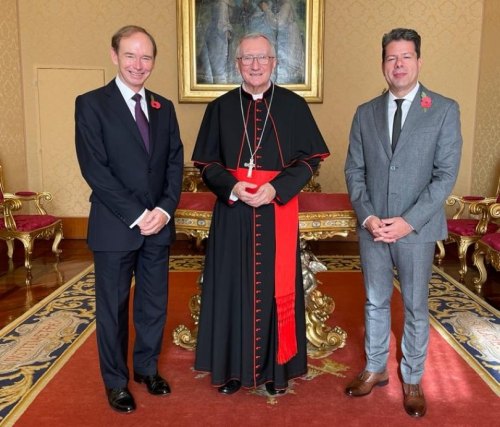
[[237, 55, 275, 66]]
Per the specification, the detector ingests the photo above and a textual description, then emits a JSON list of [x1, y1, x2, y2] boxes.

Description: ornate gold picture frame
[[177, 0, 324, 103]]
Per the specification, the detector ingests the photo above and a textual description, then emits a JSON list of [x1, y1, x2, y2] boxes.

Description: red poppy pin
[[420, 91, 432, 111], [150, 95, 161, 109]]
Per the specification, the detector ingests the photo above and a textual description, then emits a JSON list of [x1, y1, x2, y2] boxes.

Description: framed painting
[[177, 0, 324, 103]]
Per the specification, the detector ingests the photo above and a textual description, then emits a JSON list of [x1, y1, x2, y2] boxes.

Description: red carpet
[[12, 271, 499, 426]]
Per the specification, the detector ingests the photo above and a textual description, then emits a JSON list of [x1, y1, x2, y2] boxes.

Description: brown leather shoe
[[403, 383, 426, 417], [345, 370, 389, 396]]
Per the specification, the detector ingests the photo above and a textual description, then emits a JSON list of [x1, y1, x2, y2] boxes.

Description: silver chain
[[239, 83, 275, 176]]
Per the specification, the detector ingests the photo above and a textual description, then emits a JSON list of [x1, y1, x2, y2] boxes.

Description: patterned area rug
[[317, 255, 499, 395], [0, 255, 498, 425], [426, 266, 499, 395], [0, 265, 96, 425]]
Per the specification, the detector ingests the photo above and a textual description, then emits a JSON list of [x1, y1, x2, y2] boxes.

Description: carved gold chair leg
[[21, 237, 35, 285], [456, 240, 475, 281], [52, 222, 64, 259], [435, 240, 445, 265], [472, 242, 487, 292], [22, 238, 35, 272]]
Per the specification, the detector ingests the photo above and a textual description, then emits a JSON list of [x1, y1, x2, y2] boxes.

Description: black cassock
[[192, 84, 329, 389]]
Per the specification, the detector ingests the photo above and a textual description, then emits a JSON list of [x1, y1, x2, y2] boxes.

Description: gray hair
[[235, 33, 276, 58]]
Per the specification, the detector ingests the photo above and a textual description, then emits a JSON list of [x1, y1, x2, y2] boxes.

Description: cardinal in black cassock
[[192, 33, 329, 394]]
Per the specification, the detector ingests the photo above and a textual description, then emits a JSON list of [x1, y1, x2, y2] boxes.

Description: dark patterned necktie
[[132, 93, 150, 152], [392, 98, 404, 152]]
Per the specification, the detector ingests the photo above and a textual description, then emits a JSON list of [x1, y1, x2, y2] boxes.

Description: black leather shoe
[[106, 387, 136, 413], [265, 382, 286, 395], [218, 379, 241, 395], [134, 372, 171, 395]]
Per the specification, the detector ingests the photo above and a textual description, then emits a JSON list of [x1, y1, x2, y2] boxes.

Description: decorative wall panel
[[0, 0, 27, 190], [5, 0, 493, 217], [472, 0, 500, 196], [37, 68, 105, 216]]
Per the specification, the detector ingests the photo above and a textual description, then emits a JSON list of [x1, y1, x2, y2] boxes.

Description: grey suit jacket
[[344, 84, 462, 243]]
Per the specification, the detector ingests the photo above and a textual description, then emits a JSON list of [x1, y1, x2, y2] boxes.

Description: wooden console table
[[173, 191, 357, 356]]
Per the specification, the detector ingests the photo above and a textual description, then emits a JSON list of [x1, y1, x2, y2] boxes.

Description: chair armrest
[[447, 195, 497, 220], [489, 203, 500, 221], [1, 198, 22, 230], [1, 190, 54, 217], [446, 195, 478, 219], [5, 191, 54, 215], [470, 201, 500, 234], [32, 191, 54, 214]]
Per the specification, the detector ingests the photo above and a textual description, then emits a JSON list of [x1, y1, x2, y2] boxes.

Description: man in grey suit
[[344, 28, 462, 418]]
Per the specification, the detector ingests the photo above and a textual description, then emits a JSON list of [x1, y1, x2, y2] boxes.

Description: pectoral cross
[[244, 157, 255, 178]]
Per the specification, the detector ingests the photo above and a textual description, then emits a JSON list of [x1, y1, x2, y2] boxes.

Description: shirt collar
[[389, 82, 420, 103], [115, 76, 146, 101], [242, 81, 272, 100]]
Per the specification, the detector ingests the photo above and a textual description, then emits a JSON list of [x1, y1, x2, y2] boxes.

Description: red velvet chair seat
[[0, 214, 59, 232], [177, 191, 354, 214], [177, 192, 216, 212], [482, 232, 500, 251], [15, 191, 38, 197], [462, 196, 485, 201], [447, 219, 498, 236], [298, 192, 352, 212]]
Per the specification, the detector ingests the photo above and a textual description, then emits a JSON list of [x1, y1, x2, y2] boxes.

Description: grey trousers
[[359, 239, 435, 384]]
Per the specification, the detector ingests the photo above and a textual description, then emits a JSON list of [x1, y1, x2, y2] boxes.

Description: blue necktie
[[392, 99, 404, 152], [132, 93, 150, 152]]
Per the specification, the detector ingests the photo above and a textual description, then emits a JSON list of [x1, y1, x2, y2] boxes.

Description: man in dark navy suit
[[75, 25, 183, 413]]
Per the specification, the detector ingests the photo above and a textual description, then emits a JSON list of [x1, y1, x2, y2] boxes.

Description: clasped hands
[[138, 208, 168, 235], [233, 181, 276, 208], [365, 216, 413, 243]]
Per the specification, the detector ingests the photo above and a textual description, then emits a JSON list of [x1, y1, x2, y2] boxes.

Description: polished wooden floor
[[0, 238, 498, 330]]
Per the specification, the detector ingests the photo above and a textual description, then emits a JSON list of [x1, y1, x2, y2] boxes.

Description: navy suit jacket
[[75, 80, 184, 251]]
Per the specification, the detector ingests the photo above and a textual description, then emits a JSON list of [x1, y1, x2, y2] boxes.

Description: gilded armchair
[[436, 178, 500, 281], [472, 202, 500, 292], [0, 165, 63, 284]]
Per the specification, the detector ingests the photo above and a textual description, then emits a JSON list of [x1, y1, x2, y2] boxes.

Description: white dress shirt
[[387, 82, 420, 145], [114, 76, 170, 228]]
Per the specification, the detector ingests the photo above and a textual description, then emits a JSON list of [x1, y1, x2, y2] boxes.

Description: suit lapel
[[373, 93, 392, 159], [104, 81, 150, 155], [145, 90, 158, 155], [392, 85, 426, 154]]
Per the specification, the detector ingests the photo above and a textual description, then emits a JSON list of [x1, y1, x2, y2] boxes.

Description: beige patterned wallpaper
[[0, 0, 27, 191], [4, 0, 495, 217], [318, 0, 483, 194], [472, 0, 500, 196]]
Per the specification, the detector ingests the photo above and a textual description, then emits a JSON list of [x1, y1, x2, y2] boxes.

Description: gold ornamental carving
[[172, 240, 350, 354]]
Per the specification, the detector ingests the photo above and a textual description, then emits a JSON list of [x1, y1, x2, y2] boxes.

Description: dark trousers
[[93, 240, 169, 388]]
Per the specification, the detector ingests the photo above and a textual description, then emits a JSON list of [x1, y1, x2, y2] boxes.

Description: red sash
[[232, 168, 298, 364]]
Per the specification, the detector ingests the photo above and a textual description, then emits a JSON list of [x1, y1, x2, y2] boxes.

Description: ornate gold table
[[173, 192, 357, 356]]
